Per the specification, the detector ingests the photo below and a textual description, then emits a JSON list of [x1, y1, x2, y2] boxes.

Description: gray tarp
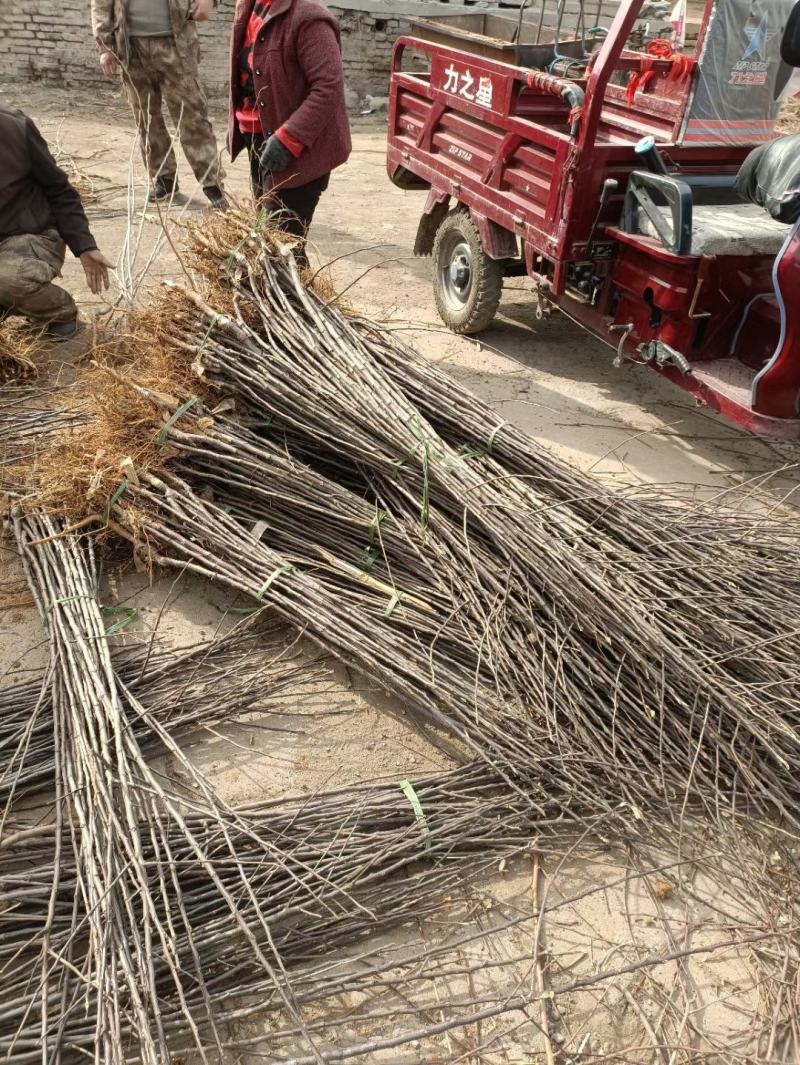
[[680, 0, 794, 144]]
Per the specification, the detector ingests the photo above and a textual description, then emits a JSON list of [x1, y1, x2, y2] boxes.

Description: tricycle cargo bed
[[410, 9, 616, 66]]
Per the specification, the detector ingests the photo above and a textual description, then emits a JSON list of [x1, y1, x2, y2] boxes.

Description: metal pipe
[[515, 0, 535, 45], [586, 178, 619, 248], [578, 0, 649, 152], [535, 0, 547, 44], [562, 82, 586, 134]]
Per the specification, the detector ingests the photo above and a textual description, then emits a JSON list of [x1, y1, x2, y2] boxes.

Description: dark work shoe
[[44, 319, 79, 341], [149, 175, 179, 203], [204, 185, 229, 210]]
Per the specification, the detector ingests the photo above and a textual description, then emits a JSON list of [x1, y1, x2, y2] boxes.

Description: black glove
[[258, 134, 293, 174]]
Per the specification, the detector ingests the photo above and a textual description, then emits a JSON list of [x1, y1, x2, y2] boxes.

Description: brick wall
[[0, 0, 460, 101], [0, 0, 236, 97], [333, 8, 406, 97]]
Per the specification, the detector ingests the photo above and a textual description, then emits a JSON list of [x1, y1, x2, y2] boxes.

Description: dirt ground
[[2, 84, 798, 1063]]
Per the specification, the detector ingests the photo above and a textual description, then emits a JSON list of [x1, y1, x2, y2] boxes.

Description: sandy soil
[[1, 83, 798, 1062]]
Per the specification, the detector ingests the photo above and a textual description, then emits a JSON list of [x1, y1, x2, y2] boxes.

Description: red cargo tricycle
[[387, 0, 800, 437]]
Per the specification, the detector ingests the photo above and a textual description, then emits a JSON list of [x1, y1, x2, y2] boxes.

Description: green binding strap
[[399, 779, 431, 852], [384, 590, 403, 618], [367, 508, 387, 544], [255, 564, 295, 601], [157, 396, 199, 446], [487, 421, 507, 453], [100, 606, 138, 635], [457, 443, 488, 462], [363, 545, 380, 573], [46, 594, 94, 615], [225, 209, 268, 272], [103, 480, 129, 522], [196, 315, 219, 356]]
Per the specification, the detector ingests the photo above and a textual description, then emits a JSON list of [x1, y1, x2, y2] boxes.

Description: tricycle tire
[[432, 211, 503, 335]]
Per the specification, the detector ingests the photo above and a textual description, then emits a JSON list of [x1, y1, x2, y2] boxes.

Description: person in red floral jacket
[[228, 0, 351, 244]]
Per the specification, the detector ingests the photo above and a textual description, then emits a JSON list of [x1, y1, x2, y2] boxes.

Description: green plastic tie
[[487, 421, 507, 453], [158, 396, 199, 446], [103, 480, 129, 522], [399, 779, 431, 852], [196, 314, 219, 356], [407, 416, 450, 466], [255, 564, 295, 601], [100, 606, 138, 635], [392, 443, 418, 472], [367, 508, 387, 544], [225, 210, 268, 273], [420, 438, 430, 537], [254, 205, 269, 232], [384, 590, 403, 618], [458, 443, 488, 462], [46, 594, 94, 615], [363, 545, 380, 574], [405, 417, 436, 537]]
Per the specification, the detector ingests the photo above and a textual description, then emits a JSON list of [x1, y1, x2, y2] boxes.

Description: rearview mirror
[[782, 0, 800, 66]]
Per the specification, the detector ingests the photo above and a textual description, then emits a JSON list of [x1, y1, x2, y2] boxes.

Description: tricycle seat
[[735, 133, 800, 225], [639, 203, 789, 256]]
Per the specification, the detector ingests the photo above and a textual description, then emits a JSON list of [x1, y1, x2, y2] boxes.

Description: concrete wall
[[0, 0, 478, 101]]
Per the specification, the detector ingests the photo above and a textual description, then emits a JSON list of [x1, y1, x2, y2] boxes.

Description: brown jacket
[[228, 0, 351, 189], [0, 106, 96, 257], [90, 0, 203, 63]]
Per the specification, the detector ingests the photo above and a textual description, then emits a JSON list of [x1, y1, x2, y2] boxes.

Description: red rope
[[650, 38, 693, 81], [626, 57, 654, 106], [645, 36, 675, 59], [626, 39, 692, 106], [527, 69, 563, 94], [527, 69, 583, 130]]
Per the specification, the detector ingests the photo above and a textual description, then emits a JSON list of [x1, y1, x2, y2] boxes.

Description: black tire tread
[[432, 210, 503, 335]]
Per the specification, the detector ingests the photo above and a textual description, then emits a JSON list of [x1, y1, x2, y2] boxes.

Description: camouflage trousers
[[0, 230, 76, 325], [123, 36, 224, 187]]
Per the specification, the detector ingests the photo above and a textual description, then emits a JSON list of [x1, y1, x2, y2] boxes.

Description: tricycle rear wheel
[[432, 211, 503, 334]]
